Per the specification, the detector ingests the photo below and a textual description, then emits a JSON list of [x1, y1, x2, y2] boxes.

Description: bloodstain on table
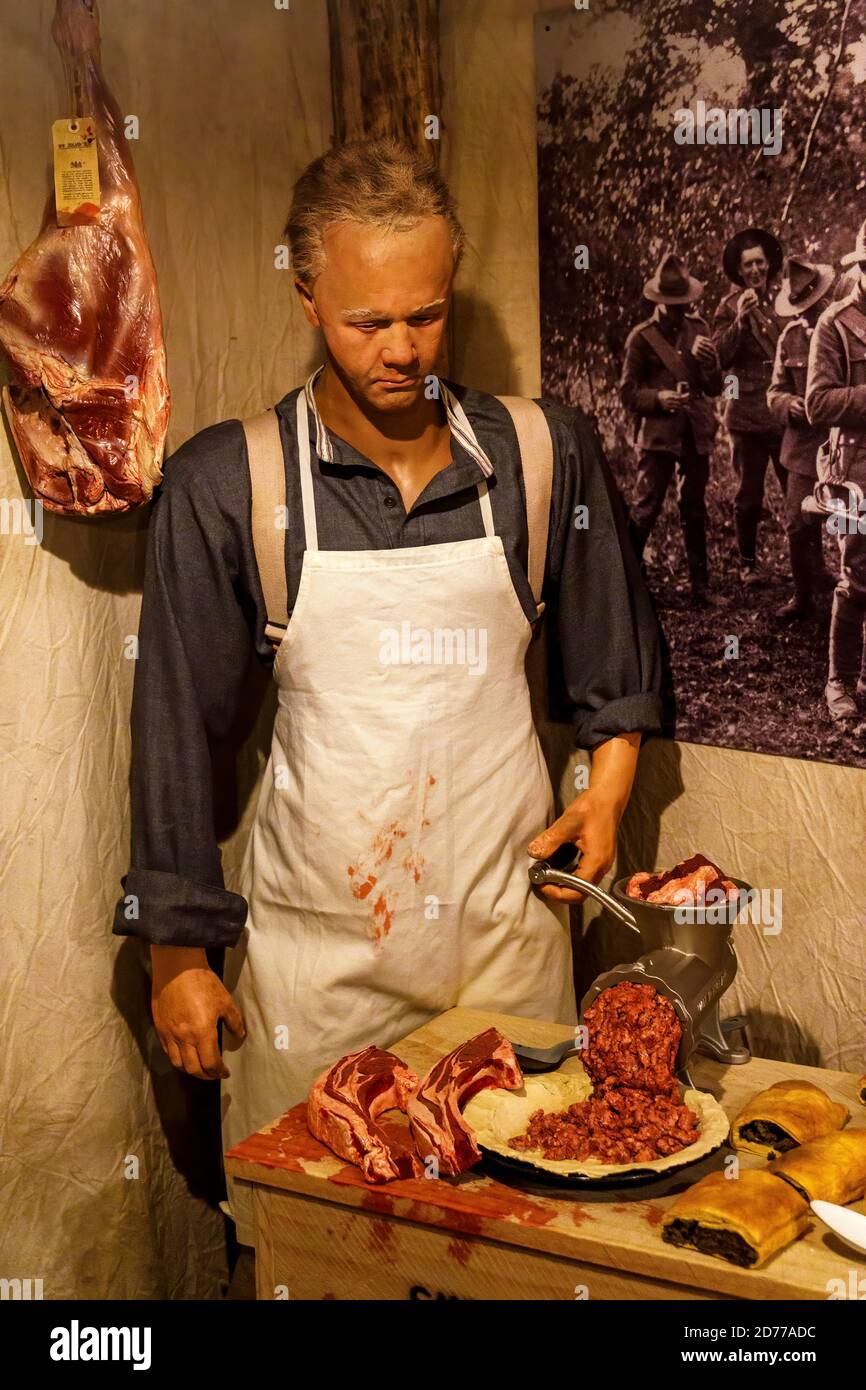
[[227, 1100, 564, 1233]]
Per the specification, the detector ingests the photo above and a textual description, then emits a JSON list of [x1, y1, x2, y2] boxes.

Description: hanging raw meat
[[0, 0, 169, 516]]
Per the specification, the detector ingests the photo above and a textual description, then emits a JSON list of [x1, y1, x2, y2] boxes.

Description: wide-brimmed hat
[[723, 227, 784, 286], [841, 218, 866, 266], [642, 251, 703, 304], [775, 256, 836, 316]]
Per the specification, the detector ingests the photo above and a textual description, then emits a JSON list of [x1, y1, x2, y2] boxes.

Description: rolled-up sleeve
[[545, 407, 664, 749], [112, 427, 254, 948]]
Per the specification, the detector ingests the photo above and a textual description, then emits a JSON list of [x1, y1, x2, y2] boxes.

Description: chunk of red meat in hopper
[[626, 853, 737, 904]]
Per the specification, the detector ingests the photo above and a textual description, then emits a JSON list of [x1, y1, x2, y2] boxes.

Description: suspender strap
[[639, 325, 691, 383], [495, 395, 553, 615], [243, 409, 289, 645]]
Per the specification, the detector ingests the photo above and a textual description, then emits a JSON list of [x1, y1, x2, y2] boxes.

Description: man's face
[[740, 246, 770, 291], [297, 216, 454, 412], [661, 301, 688, 326]]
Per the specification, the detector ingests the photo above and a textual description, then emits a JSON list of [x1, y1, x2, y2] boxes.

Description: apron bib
[[222, 380, 577, 1245]]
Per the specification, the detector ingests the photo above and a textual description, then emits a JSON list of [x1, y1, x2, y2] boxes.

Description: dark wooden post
[[326, 0, 441, 159], [326, 0, 449, 372]]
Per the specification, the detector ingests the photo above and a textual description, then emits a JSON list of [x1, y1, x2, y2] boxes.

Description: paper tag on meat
[[52, 116, 101, 225]]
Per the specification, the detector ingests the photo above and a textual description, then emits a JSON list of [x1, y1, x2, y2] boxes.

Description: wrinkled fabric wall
[[440, 0, 866, 1072], [0, 0, 331, 1299]]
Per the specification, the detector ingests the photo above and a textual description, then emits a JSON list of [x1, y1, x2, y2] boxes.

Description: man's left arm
[[526, 408, 664, 902]]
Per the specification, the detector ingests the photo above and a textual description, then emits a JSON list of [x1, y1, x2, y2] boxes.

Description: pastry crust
[[463, 1066, 730, 1178], [661, 1169, 810, 1268], [858, 1075, 865, 1106], [730, 1079, 849, 1158], [770, 1128, 866, 1205]]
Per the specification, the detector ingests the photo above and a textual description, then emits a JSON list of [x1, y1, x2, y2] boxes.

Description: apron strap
[[295, 389, 320, 553], [476, 478, 495, 536], [495, 395, 553, 616], [243, 408, 289, 645]]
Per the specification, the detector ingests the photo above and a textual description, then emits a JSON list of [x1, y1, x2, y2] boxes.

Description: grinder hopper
[[528, 856, 751, 1090]]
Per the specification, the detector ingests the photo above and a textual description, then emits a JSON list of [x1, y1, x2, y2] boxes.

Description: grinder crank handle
[[528, 857, 639, 932]]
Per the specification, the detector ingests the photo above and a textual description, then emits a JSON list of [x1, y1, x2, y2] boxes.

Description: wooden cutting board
[[225, 1006, 866, 1300]]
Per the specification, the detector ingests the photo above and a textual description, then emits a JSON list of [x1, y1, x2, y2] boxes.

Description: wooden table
[[225, 1007, 866, 1300]]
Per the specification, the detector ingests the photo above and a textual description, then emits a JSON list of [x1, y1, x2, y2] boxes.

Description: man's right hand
[[151, 945, 246, 1080], [658, 389, 688, 414], [736, 288, 759, 322]]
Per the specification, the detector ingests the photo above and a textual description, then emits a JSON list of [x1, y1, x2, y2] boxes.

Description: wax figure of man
[[112, 139, 663, 1247], [767, 256, 837, 622], [805, 219, 866, 724], [712, 227, 786, 587], [620, 251, 723, 606]]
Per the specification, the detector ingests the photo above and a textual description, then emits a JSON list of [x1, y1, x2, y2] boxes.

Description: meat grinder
[[528, 855, 751, 1088]]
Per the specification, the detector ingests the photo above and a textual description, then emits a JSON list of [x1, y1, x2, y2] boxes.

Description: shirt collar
[[302, 365, 494, 477]]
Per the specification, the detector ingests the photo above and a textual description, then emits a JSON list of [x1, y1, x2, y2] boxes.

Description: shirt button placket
[[381, 486, 400, 544]]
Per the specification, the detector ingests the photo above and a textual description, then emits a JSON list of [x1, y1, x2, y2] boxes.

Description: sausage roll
[[730, 1080, 849, 1158], [661, 1169, 810, 1268], [858, 1075, 865, 1106], [770, 1128, 866, 1206]]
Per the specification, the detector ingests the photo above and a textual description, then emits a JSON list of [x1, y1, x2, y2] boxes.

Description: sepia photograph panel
[[537, 0, 866, 767]]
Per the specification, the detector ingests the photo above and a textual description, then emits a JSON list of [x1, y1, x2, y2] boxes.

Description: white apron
[[221, 380, 577, 1245]]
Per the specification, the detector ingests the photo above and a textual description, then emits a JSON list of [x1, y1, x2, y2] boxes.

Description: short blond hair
[[286, 138, 465, 286]]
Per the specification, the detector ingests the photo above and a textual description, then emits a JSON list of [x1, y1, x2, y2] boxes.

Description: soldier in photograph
[[805, 219, 866, 724], [767, 256, 837, 622], [620, 251, 723, 606], [713, 226, 786, 587]]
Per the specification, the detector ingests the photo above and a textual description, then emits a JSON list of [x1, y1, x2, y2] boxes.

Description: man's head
[[738, 241, 770, 292], [775, 255, 836, 322], [286, 139, 464, 412], [642, 251, 703, 318], [723, 227, 783, 289]]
